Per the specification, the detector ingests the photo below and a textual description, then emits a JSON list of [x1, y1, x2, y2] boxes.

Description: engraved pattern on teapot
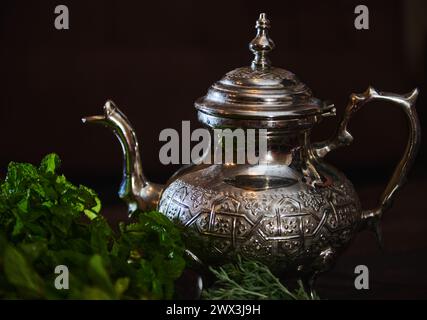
[[159, 176, 361, 264]]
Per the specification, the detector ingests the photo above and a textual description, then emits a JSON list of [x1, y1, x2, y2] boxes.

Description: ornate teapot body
[[84, 14, 420, 281]]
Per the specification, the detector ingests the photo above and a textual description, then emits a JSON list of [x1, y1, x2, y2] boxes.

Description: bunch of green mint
[[0, 154, 185, 299]]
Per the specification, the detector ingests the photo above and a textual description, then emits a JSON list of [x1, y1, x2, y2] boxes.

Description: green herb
[[0, 154, 185, 299], [202, 257, 318, 300]]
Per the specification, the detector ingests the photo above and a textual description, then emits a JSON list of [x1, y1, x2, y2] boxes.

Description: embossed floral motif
[[242, 196, 270, 216], [275, 197, 301, 215], [297, 189, 325, 211], [213, 197, 240, 214], [323, 184, 357, 206], [197, 214, 210, 232], [174, 186, 188, 202], [263, 219, 277, 236], [235, 218, 250, 237], [190, 189, 210, 209], [214, 216, 231, 234], [224, 66, 294, 81], [282, 217, 299, 235], [302, 216, 317, 235]]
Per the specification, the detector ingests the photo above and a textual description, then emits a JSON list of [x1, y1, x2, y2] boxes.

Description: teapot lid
[[195, 13, 335, 127]]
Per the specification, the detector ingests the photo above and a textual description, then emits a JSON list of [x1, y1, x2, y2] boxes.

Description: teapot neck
[[254, 129, 327, 186], [207, 127, 314, 166], [257, 129, 313, 165]]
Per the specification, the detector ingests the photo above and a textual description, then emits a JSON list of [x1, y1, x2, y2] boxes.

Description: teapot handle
[[314, 87, 421, 225]]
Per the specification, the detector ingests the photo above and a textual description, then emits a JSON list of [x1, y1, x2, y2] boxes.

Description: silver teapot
[[83, 14, 420, 286]]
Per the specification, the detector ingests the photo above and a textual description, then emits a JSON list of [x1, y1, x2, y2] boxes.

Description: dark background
[[0, 0, 426, 299]]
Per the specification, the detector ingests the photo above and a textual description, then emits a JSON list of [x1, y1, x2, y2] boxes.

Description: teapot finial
[[249, 13, 275, 70]]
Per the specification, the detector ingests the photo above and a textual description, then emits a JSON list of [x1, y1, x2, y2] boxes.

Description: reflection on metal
[[224, 175, 298, 191]]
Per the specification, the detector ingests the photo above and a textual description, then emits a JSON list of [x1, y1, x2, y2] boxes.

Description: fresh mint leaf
[[3, 244, 44, 297], [39, 153, 60, 175], [0, 154, 186, 300]]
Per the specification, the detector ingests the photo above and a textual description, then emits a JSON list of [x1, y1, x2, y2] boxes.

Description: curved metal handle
[[315, 87, 421, 224]]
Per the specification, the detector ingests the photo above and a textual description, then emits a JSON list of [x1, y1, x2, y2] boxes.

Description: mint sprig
[[0, 154, 185, 299]]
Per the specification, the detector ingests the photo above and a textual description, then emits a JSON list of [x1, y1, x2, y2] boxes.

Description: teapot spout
[[82, 100, 163, 214]]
